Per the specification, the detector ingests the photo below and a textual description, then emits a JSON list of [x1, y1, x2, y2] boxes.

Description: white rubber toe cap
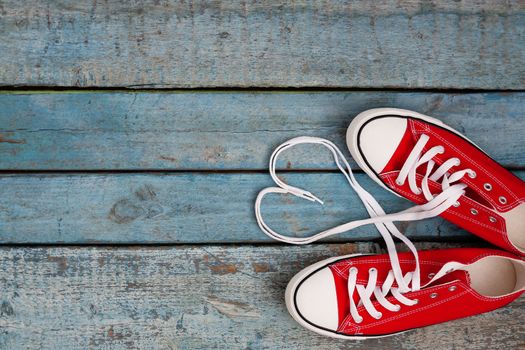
[[294, 267, 339, 331], [356, 116, 408, 173]]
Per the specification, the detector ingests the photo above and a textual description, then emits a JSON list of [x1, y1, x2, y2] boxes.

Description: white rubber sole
[[345, 107, 483, 199], [285, 253, 407, 340]]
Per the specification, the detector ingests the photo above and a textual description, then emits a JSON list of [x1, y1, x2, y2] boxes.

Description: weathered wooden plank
[[0, 244, 522, 350], [0, 1, 523, 88], [1, 91, 525, 170], [4, 171, 523, 244]]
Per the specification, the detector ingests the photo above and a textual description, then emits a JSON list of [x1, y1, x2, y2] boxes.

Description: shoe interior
[[499, 204, 525, 254], [464, 256, 525, 297]]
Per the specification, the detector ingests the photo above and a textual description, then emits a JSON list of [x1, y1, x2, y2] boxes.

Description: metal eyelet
[[396, 179, 403, 186], [375, 312, 383, 319], [468, 171, 477, 179], [413, 299, 419, 305], [428, 273, 436, 278], [453, 201, 460, 207], [448, 286, 457, 292], [489, 216, 497, 223], [499, 196, 507, 205], [369, 268, 377, 273], [483, 183, 492, 191], [394, 305, 401, 312], [437, 146, 445, 154], [454, 158, 461, 166], [430, 293, 438, 299], [470, 208, 478, 215]]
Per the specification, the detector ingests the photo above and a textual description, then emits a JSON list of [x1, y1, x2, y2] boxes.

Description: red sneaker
[[286, 248, 525, 339], [347, 108, 525, 255]]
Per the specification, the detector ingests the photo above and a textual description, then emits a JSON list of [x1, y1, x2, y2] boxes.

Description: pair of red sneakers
[[255, 108, 525, 338]]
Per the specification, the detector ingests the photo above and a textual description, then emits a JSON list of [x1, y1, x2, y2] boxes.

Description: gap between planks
[[2, 87, 525, 94], [0, 236, 488, 248]]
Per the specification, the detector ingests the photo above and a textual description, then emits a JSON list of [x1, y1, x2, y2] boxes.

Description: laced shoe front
[[347, 108, 525, 255], [287, 248, 525, 338]]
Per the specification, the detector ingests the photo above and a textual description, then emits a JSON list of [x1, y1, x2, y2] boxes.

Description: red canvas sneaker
[[347, 108, 525, 255], [286, 248, 525, 339]]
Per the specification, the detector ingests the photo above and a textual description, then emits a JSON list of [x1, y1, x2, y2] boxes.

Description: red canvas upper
[[378, 118, 525, 255], [326, 248, 523, 336]]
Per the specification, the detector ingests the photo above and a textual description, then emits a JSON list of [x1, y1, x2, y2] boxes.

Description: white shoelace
[[254, 136, 467, 321], [347, 268, 418, 323], [396, 134, 473, 202]]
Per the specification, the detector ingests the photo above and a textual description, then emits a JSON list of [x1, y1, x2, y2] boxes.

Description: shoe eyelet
[[413, 299, 419, 305], [483, 183, 492, 191], [470, 208, 478, 215], [468, 171, 477, 179], [448, 286, 457, 292], [454, 158, 461, 166], [437, 146, 445, 154], [369, 267, 377, 273], [453, 201, 460, 208], [355, 317, 363, 324], [395, 179, 403, 186], [414, 188, 422, 195], [375, 312, 383, 319], [499, 196, 507, 205], [489, 216, 497, 223], [394, 305, 401, 312], [428, 273, 436, 279], [430, 293, 438, 299], [350, 267, 358, 273]]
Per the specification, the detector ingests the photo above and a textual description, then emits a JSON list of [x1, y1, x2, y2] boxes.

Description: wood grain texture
[[0, 243, 522, 350], [0, 1, 524, 88], [1, 171, 495, 244], [1, 91, 525, 170]]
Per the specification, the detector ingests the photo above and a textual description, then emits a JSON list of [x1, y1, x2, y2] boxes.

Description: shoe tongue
[[423, 261, 469, 288]]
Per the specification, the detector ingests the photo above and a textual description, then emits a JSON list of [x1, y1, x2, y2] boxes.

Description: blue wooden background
[[0, 1, 523, 349]]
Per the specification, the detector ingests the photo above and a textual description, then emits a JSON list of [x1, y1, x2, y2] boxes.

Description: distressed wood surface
[[1, 91, 525, 171], [0, 243, 522, 350], [2, 171, 502, 244], [0, 1, 524, 89], [2, 2, 524, 349]]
